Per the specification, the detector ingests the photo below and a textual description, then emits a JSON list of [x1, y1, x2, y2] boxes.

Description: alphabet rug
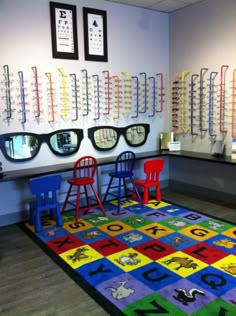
[[22, 199, 236, 316]]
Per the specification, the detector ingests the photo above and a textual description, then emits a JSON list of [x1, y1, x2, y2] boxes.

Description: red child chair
[[133, 159, 164, 204], [62, 156, 106, 224]]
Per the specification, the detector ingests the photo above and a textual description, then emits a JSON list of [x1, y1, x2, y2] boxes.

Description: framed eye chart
[[50, 2, 78, 59], [83, 7, 108, 62]]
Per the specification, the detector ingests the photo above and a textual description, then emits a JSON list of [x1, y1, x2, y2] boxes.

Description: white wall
[[0, 0, 170, 225], [170, 0, 236, 155], [0, 0, 169, 172]]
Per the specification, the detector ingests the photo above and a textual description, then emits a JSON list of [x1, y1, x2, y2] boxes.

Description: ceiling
[[104, 0, 204, 13]]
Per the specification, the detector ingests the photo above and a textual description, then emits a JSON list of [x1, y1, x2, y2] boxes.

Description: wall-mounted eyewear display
[[88, 123, 150, 151], [0, 129, 84, 162]]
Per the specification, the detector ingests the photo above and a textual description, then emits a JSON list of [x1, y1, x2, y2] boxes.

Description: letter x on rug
[[21, 199, 236, 316]]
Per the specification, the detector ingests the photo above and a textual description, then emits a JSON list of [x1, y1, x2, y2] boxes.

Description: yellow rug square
[[107, 248, 152, 272], [60, 245, 103, 269], [158, 251, 208, 277], [64, 220, 93, 233], [211, 254, 236, 278], [179, 224, 218, 241], [98, 220, 133, 236], [138, 222, 173, 238]]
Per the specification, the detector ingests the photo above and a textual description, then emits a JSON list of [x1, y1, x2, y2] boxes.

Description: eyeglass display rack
[[31, 66, 41, 120], [189, 74, 199, 138], [231, 69, 236, 138], [219, 64, 229, 134], [208, 71, 218, 140], [3, 64, 14, 121], [172, 76, 182, 136], [180, 70, 190, 134]]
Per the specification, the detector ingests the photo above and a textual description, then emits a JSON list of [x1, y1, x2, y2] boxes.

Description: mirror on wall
[[0, 129, 84, 162]]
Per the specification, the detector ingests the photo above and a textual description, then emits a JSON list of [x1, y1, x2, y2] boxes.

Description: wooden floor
[[0, 189, 235, 316]]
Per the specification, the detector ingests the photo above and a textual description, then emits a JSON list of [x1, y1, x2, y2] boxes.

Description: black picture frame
[[50, 2, 78, 59], [83, 7, 108, 62]]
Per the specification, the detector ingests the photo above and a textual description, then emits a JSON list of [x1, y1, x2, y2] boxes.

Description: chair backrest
[[144, 159, 164, 183], [73, 156, 97, 179], [29, 174, 61, 206], [115, 150, 136, 174]]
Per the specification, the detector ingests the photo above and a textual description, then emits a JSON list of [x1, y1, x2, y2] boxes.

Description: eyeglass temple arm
[[70, 73, 79, 121], [45, 72, 55, 123]]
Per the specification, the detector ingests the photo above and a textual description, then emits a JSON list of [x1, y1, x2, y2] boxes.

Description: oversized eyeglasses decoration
[[0, 129, 84, 162], [88, 124, 150, 151]]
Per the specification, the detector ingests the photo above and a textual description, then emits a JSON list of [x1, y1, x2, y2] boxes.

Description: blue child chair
[[102, 150, 142, 214], [29, 174, 63, 233]]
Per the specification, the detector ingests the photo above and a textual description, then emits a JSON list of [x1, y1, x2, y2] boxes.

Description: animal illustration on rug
[[67, 247, 89, 263], [115, 253, 141, 266], [107, 280, 134, 300], [208, 220, 224, 230], [213, 238, 236, 249], [220, 263, 236, 276], [123, 232, 143, 243], [166, 208, 180, 213], [167, 220, 187, 227], [43, 227, 58, 236], [163, 256, 198, 271], [167, 235, 189, 247], [127, 217, 145, 225], [90, 216, 109, 224], [173, 288, 205, 305], [82, 230, 101, 239]]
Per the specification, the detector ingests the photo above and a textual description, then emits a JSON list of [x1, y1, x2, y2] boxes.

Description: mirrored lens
[[50, 131, 79, 154], [94, 128, 118, 149], [125, 125, 146, 145], [4, 135, 39, 160]]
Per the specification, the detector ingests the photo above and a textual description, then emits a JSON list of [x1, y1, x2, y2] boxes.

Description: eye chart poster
[[87, 13, 104, 56], [55, 8, 74, 53]]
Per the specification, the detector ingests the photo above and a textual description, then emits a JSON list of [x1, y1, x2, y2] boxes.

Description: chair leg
[[90, 184, 106, 217], [84, 185, 90, 207], [102, 176, 113, 204], [55, 206, 63, 227], [117, 178, 122, 214], [156, 185, 161, 201], [35, 209, 42, 233], [143, 187, 149, 204], [62, 184, 72, 213], [130, 178, 142, 203], [75, 187, 81, 224]]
